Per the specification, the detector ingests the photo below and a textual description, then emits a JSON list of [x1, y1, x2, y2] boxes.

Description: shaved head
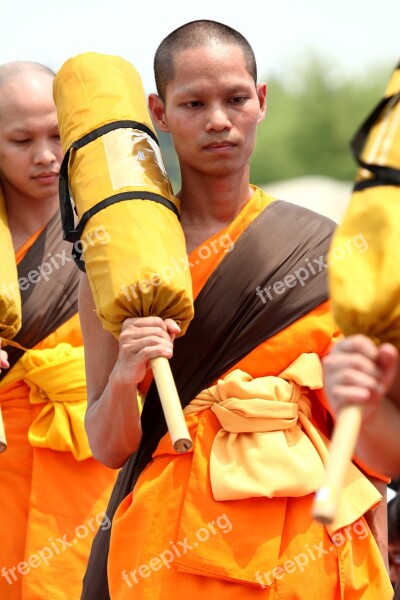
[[154, 20, 257, 102], [0, 61, 55, 120], [0, 61, 55, 89]]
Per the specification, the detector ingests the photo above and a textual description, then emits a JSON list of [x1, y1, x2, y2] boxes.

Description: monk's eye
[[184, 101, 203, 108], [229, 96, 248, 105]]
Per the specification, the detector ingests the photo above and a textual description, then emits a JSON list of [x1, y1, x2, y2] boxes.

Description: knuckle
[[121, 317, 139, 329], [141, 346, 156, 359]]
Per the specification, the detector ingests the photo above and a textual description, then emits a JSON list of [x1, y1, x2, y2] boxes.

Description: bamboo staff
[[312, 405, 363, 524], [0, 345, 6, 452], [150, 357, 192, 453], [0, 340, 6, 452]]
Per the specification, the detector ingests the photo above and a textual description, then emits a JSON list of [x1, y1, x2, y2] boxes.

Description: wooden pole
[[0, 405, 7, 453], [150, 356, 192, 453], [312, 405, 363, 524]]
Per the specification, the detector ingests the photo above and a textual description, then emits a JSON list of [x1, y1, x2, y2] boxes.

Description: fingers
[[323, 359, 382, 405], [330, 385, 371, 405], [322, 345, 382, 383], [121, 317, 180, 344], [115, 316, 179, 385], [0, 352, 9, 369], [164, 318, 181, 336], [0, 339, 10, 371], [121, 316, 179, 335], [329, 334, 379, 362], [377, 343, 399, 373], [0, 350, 10, 371], [121, 325, 171, 345], [120, 336, 173, 360], [323, 335, 381, 417], [120, 323, 173, 359], [121, 316, 168, 332], [323, 335, 400, 420]]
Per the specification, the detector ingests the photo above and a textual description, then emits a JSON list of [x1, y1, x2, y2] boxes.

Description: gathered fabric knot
[[0, 342, 91, 460], [183, 352, 381, 534], [185, 353, 326, 501]]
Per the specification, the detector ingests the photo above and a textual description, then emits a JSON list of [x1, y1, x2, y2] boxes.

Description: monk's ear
[[148, 93, 169, 133], [256, 83, 267, 124]]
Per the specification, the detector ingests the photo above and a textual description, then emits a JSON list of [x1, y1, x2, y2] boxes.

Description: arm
[[355, 395, 400, 476], [79, 273, 180, 469], [322, 334, 400, 477]]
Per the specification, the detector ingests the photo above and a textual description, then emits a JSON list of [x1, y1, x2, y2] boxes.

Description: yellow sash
[[0, 343, 91, 460], [185, 353, 381, 534]]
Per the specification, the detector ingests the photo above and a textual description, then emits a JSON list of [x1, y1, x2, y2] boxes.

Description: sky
[[2, 0, 399, 94]]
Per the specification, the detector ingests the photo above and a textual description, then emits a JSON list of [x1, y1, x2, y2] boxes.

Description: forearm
[[356, 396, 400, 477], [85, 369, 142, 469]]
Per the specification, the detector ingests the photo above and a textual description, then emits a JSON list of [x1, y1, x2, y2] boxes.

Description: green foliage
[[251, 56, 393, 184]]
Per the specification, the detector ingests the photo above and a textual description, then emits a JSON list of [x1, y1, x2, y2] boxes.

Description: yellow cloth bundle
[[328, 63, 400, 347], [0, 342, 91, 460], [53, 53, 193, 339], [0, 186, 21, 341], [184, 353, 381, 534]]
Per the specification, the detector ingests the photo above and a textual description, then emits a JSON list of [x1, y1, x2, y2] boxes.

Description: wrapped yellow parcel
[[53, 52, 194, 339], [328, 62, 400, 348], [53, 52, 194, 452]]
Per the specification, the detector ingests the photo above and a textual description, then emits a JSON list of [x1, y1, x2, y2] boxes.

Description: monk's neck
[[4, 189, 59, 251], [179, 178, 253, 253]]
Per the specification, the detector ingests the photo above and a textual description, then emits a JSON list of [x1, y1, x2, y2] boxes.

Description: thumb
[[164, 319, 181, 340], [376, 343, 399, 394]]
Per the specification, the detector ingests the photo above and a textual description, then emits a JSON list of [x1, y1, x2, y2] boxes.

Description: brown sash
[[81, 199, 336, 599], [0, 212, 80, 379]]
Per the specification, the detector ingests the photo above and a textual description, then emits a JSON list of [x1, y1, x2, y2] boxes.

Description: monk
[[80, 20, 393, 599], [0, 62, 118, 600]]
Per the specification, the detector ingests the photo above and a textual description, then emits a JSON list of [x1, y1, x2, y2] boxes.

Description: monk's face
[[149, 42, 266, 180], [0, 72, 62, 202]]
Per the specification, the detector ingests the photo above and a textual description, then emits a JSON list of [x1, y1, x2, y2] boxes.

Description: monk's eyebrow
[[10, 127, 31, 134], [9, 125, 59, 134], [177, 84, 250, 97]]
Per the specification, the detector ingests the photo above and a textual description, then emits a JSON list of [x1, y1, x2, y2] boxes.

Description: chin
[[207, 165, 242, 178], [33, 190, 59, 202]]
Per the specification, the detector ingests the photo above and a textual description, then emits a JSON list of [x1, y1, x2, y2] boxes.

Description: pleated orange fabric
[[108, 189, 393, 599], [0, 236, 118, 600]]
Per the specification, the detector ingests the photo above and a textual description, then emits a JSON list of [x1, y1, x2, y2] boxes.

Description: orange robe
[[0, 231, 117, 600], [107, 188, 392, 599]]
